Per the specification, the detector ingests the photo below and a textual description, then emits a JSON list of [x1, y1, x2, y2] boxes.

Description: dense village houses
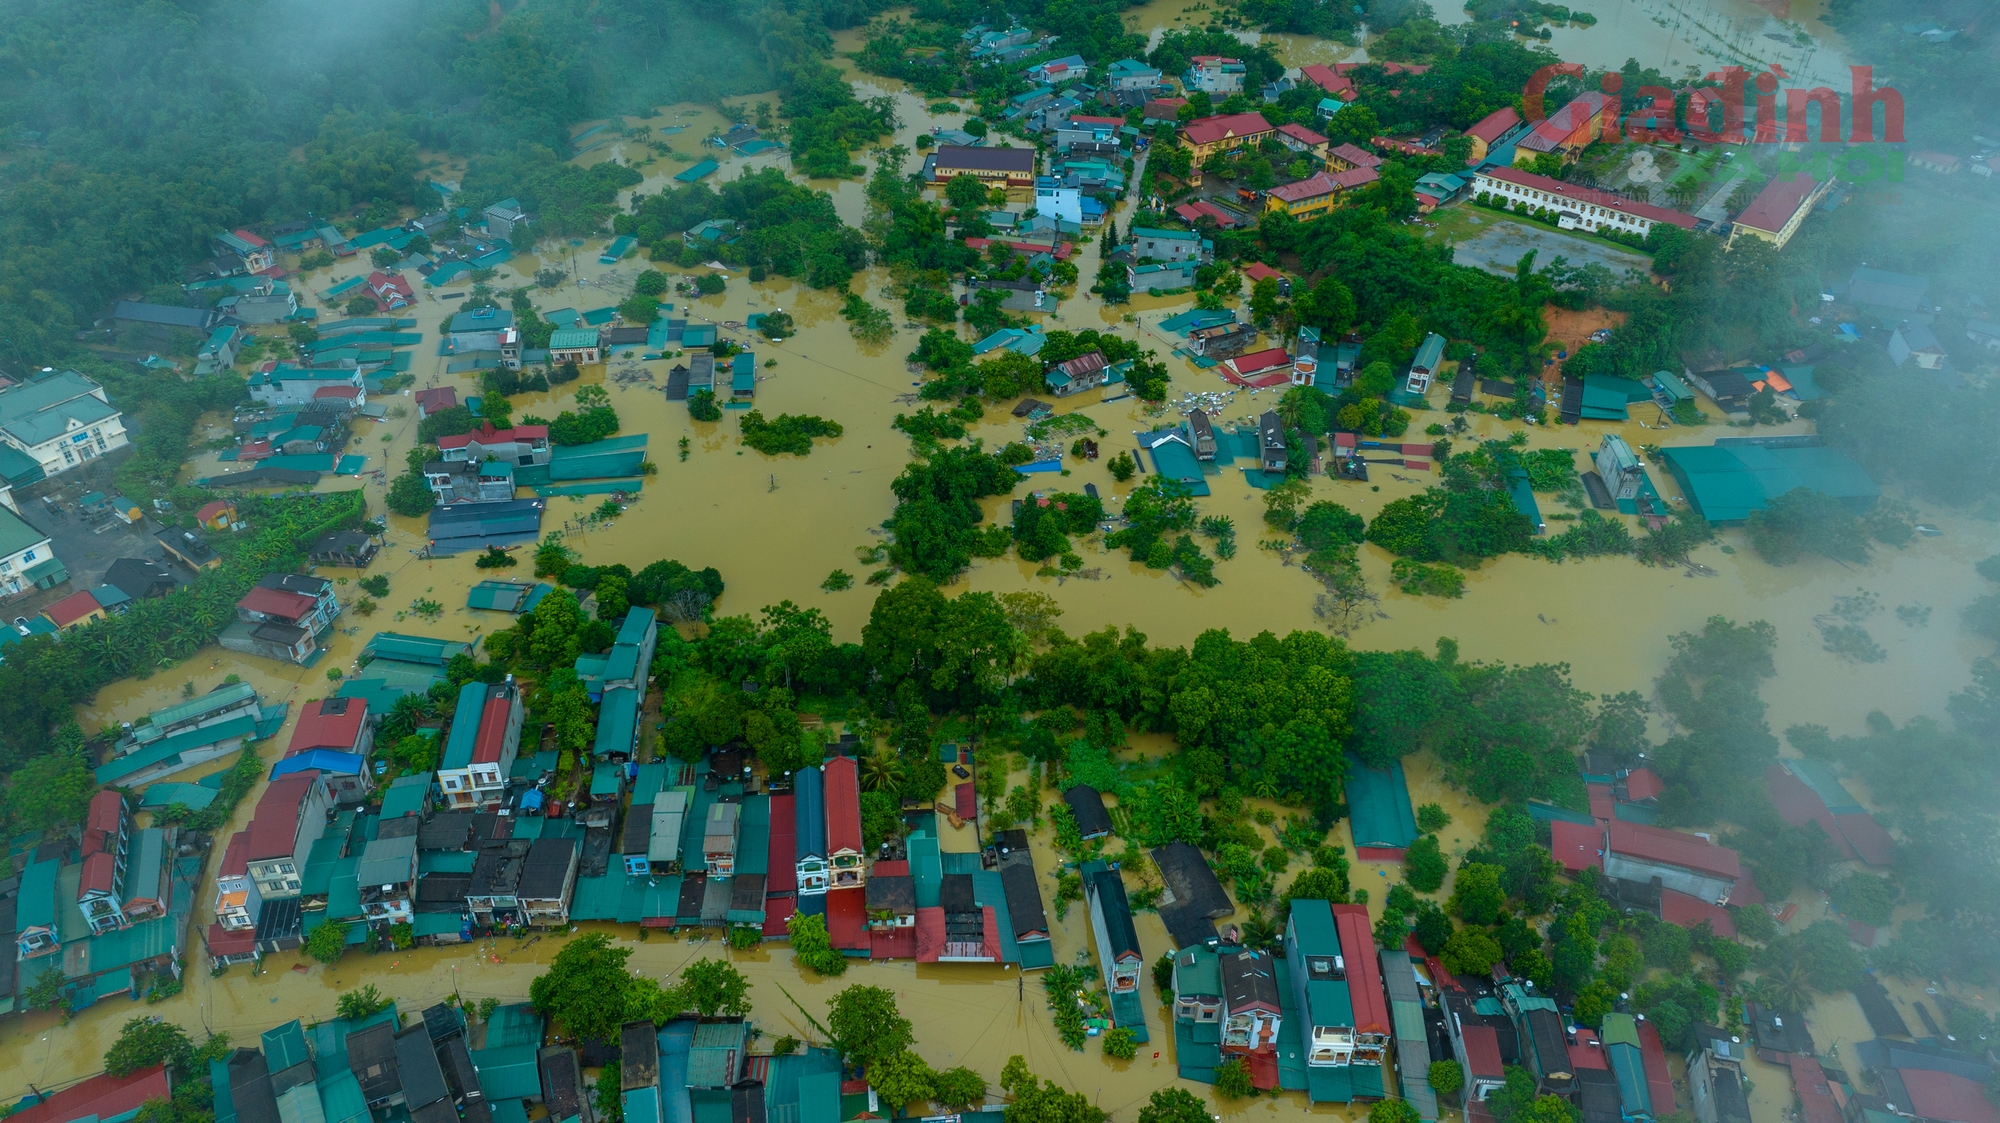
[[447, 309, 523, 370], [358, 816, 421, 929]]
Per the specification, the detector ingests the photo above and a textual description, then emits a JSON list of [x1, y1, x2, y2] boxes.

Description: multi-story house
[[214, 830, 263, 931], [1221, 948, 1284, 1076], [436, 423, 551, 467], [1285, 898, 1356, 1069], [794, 765, 828, 895], [1184, 56, 1247, 94], [77, 791, 132, 934], [437, 679, 523, 811], [704, 802, 741, 877], [245, 772, 332, 901], [0, 370, 129, 478], [219, 573, 342, 665], [825, 754, 865, 889], [357, 817, 420, 928]]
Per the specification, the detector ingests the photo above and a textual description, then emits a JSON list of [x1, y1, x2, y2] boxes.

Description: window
[[21, 550, 34, 563], [278, 862, 295, 874]]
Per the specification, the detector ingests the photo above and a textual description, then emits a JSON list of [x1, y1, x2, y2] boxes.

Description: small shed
[[1063, 784, 1112, 840], [196, 500, 237, 530]]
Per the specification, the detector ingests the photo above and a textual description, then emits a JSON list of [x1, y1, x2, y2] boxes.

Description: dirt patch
[[1543, 303, 1629, 357]]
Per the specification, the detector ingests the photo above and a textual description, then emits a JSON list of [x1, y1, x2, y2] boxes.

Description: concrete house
[[438, 422, 552, 466], [245, 772, 333, 901], [1180, 113, 1273, 162], [0, 370, 129, 478], [447, 308, 522, 370], [1221, 948, 1284, 1083], [1263, 168, 1379, 222], [1186, 409, 1217, 459], [1596, 435, 1645, 504], [1513, 91, 1615, 163], [484, 198, 531, 240], [825, 754, 865, 888], [437, 679, 524, 812], [246, 365, 366, 408], [213, 831, 262, 932], [703, 802, 742, 877], [1888, 321, 1948, 369], [1475, 167, 1696, 238], [219, 573, 341, 665], [929, 145, 1038, 188], [1687, 1026, 1752, 1123], [1105, 58, 1162, 91], [217, 230, 275, 273], [1131, 226, 1205, 264], [1045, 350, 1110, 397], [0, 507, 61, 597], [358, 817, 420, 928], [1285, 900, 1356, 1068], [1086, 867, 1144, 995], [547, 327, 602, 365], [795, 765, 829, 896], [1728, 172, 1832, 251], [1603, 820, 1741, 903], [1405, 332, 1447, 394], [1184, 56, 1247, 94], [1259, 410, 1287, 473]]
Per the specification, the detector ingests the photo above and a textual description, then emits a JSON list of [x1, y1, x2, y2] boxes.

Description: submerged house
[[1221, 948, 1284, 1086], [1086, 867, 1143, 996], [436, 679, 523, 812], [1063, 784, 1112, 840]]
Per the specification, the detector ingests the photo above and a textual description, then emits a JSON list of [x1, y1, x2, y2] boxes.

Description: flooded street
[[16, 0, 1985, 1109]]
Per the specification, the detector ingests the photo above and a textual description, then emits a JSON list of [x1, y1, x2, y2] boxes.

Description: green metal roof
[[442, 681, 489, 770], [138, 783, 220, 812], [484, 1003, 546, 1049], [1600, 1011, 1641, 1049], [473, 1043, 543, 1101], [0, 506, 48, 558], [0, 372, 119, 447], [325, 856, 362, 920], [262, 1021, 312, 1074], [380, 774, 430, 820], [1659, 442, 1879, 525], [127, 829, 167, 902], [96, 714, 258, 783], [591, 687, 640, 759], [142, 681, 258, 730], [1344, 753, 1418, 849], [317, 1070, 369, 1123], [16, 857, 57, 930], [1308, 979, 1353, 1027], [362, 632, 470, 666], [548, 328, 600, 350], [419, 850, 477, 874]]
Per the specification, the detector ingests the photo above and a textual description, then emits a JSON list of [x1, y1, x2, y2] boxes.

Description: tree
[[386, 468, 436, 516], [933, 1066, 986, 1109], [1214, 1058, 1254, 1098], [827, 985, 910, 1066], [529, 932, 633, 1043], [1744, 488, 1871, 565], [1516, 1096, 1582, 1123], [945, 173, 990, 212], [1416, 802, 1452, 833], [105, 1018, 195, 1077], [306, 920, 348, 964], [869, 1050, 936, 1109], [1137, 1088, 1209, 1123], [1101, 1027, 1136, 1059], [596, 1061, 624, 1123], [679, 958, 750, 1016], [1369, 1099, 1421, 1123], [1005, 1072, 1107, 1123], [6, 746, 95, 834], [1404, 835, 1447, 892], [337, 985, 392, 1020], [1573, 981, 1616, 1028], [1429, 1059, 1464, 1098], [1449, 863, 1506, 925], [1441, 927, 1505, 975]]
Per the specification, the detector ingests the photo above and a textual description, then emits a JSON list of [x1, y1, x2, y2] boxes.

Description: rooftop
[[1734, 172, 1821, 234], [1607, 820, 1741, 880], [1479, 166, 1697, 228], [1182, 112, 1273, 147]]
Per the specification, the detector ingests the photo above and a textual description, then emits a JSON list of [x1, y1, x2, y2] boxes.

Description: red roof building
[[1517, 91, 1616, 155], [1275, 122, 1330, 154], [961, 237, 1075, 260], [1241, 263, 1287, 286], [1473, 166, 1697, 235], [196, 499, 236, 529], [1789, 1055, 1844, 1123], [313, 384, 361, 407], [1729, 172, 1831, 252], [43, 589, 105, 630], [1899, 1068, 2000, 1123], [1549, 820, 1604, 873], [87, 789, 126, 839], [766, 792, 797, 895], [1623, 767, 1664, 801], [1462, 1023, 1505, 1081], [415, 387, 458, 418], [1330, 904, 1391, 1043], [1659, 889, 1736, 937], [1328, 143, 1382, 171], [1568, 1028, 1609, 1070], [1638, 1020, 1677, 1114], [1180, 112, 1275, 156], [824, 754, 864, 888], [1299, 64, 1356, 100], [365, 271, 415, 310], [1373, 136, 1442, 157], [473, 691, 514, 764], [1587, 783, 1615, 822], [288, 697, 369, 754], [232, 229, 270, 248], [1463, 106, 1522, 163], [248, 775, 317, 860], [8, 1067, 171, 1123], [1608, 820, 1742, 880], [1172, 200, 1245, 228], [238, 585, 317, 622]]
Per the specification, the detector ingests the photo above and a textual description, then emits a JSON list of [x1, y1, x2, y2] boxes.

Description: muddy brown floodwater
[[12, 5, 1986, 1109]]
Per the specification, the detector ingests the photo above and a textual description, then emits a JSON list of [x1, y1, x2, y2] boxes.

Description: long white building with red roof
[[1472, 166, 1696, 238]]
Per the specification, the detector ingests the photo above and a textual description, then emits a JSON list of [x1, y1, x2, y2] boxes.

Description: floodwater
[[18, 6, 1987, 1107]]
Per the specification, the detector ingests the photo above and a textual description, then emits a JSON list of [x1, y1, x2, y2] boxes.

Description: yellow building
[[1180, 112, 1275, 163], [1263, 168, 1380, 221], [1727, 172, 1832, 251]]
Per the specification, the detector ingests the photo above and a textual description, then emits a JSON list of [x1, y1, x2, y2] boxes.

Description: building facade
[[0, 371, 129, 478]]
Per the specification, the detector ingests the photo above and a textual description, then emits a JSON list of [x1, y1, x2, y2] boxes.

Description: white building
[[1035, 176, 1083, 225], [0, 506, 61, 598], [1472, 167, 1696, 239], [0, 371, 129, 478]]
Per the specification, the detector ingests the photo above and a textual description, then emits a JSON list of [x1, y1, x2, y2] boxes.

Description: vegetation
[[739, 411, 843, 456]]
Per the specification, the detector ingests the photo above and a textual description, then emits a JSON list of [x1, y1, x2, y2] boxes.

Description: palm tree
[[1251, 776, 1280, 801], [1750, 961, 1814, 1013], [859, 748, 903, 794]]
